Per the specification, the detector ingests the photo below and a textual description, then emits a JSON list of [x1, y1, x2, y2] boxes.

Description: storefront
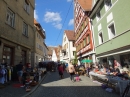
[[2, 45, 14, 66]]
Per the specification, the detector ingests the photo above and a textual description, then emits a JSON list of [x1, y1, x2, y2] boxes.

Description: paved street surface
[[28, 71, 119, 97]]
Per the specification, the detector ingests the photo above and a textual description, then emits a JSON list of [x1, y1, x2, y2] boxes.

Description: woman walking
[[68, 62, 75, 82]]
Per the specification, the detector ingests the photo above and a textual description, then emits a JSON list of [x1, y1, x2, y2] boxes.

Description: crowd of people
[[16, 62, 41, 91], [86, 60, 130, 80]]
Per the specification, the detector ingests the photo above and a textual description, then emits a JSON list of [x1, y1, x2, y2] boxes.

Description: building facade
[[43, 42, 48, 61], [0, 0, 35, 65], [33, 19, 46, 66], [89, 0, 130, 67], [74, 0, 96, 64], [62, 30, 76, 63]]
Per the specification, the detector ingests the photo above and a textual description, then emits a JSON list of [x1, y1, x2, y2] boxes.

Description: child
[[75, 74, 81, 82]]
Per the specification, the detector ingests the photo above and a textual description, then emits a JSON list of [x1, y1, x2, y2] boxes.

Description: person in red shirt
[[58, 64, 64, 79]]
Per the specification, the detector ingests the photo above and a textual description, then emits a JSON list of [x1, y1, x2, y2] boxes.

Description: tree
[[72, 51, 78, 65]]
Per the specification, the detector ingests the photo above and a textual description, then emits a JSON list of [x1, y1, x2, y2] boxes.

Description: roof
[[77, 0, 92, 11], [34, 18, 46, 39], [64, 30, 75, 41], [34, 18, 39, 24], [48, 47, 53, 56], [48, 46, 57, 56]]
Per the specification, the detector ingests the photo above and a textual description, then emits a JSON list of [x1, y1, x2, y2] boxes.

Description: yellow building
[[33, 19, 46, 66], [0, 0, 35, 65]]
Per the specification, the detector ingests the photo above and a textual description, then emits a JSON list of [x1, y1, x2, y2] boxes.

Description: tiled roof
[[77, 0, 92, 11], [48, 47, 54, 56], [34, 18, 39, 24], [65, 30, 75, 41]]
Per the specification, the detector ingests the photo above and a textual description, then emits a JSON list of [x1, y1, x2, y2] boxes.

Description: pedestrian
[[16, 62, 23, 83], [58, 64, 64, 79], [68, 62, 75, 82], [0, 65, 5, 86]]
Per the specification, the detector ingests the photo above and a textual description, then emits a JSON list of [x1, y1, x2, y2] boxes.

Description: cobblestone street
[[27, 71, 119, 97]]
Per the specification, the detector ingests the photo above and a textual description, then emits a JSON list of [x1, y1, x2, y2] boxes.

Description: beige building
[[33, 19, 46, 66], [43, 42, 49, 61], [0, 0, 35, 66]]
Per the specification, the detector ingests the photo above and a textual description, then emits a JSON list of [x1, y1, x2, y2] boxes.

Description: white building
[[61, 30, 76, 63], [52, 49, 58, 62]]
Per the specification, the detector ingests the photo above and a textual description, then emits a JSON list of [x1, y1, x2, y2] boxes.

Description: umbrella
[[81, 59, 92, 63], [60, 61, 66, 63]]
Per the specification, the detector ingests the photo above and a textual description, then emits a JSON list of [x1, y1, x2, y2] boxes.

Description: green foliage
[[72, 51, 78, 65]]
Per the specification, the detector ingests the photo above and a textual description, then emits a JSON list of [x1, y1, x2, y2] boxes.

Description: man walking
[[68, 62, 75, 82]]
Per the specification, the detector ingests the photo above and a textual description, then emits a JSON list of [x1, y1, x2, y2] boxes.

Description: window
[[98, 32, 103, 44], [64, 37, 66, 42], [73, 41, 75, 47], [108, 23, 116, 39], [66, 43, 68, 48], [23, 22, 28, 36], [6, 8, 15, 27], [96, 9, 101, 21], [73, 51, 75, 56], [105, 0, 112, 11], [83, 38, 86, 46], [24, 0, 30, 13], [87, 35, 90, 44]]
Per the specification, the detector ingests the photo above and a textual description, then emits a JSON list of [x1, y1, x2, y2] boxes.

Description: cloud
[[44, 11, 62, 29], [34, 10, 38, 20], [68, 19, 74, 26], [53, 23, 62, 29], [67, 0, 72, 2]]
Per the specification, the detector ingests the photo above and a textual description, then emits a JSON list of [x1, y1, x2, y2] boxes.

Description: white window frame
[[107, 21, 116, 39], [23, 22, 28, 36], [96, 8, 101, 22], [98, 31, 104, 45], [6, 8, 15, 27], [24, 0, 30, 14], [104, 0, 112, 11]]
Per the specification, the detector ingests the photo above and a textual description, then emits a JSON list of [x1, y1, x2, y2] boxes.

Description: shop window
[[3, 46, 13, 65], [6, 8, 15, 27], [120, 54, 130, 67]]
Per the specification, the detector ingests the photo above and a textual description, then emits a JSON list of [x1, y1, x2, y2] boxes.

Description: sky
[[34, 0, 74, 46]]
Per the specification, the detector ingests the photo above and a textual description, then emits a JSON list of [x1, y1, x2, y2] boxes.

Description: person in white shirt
[[68, 62, 75, 82]]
